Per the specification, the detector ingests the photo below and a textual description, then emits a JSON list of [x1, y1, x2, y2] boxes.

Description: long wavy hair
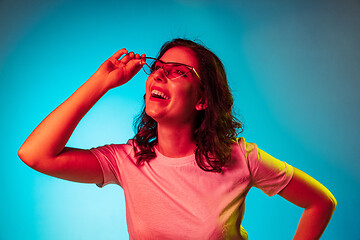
[[133, 38, 243, 172]]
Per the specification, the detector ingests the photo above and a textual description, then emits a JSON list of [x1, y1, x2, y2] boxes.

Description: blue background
[[1, 0, 359, 239]]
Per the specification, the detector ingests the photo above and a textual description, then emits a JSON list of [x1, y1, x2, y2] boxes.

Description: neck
[[157, 122, 196, 158]]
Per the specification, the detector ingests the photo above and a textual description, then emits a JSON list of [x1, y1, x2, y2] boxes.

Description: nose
[[152, 67, 168, 82]]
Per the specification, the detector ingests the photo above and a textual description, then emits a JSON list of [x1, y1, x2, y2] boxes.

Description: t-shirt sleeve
[[89, 144, 123, 188], [241, 138, 294, 196]]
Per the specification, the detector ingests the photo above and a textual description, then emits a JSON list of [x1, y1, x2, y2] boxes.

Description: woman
[[19, 39, 336, 239]]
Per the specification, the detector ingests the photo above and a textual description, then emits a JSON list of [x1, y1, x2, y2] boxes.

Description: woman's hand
[[94, 48, 146, 90]]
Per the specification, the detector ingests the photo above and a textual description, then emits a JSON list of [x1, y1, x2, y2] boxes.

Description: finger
[[126, 57, 144, 71], [120, 51, 135, 64], [110, 48, 128, 60], [134, 53, 140, 59], [140, 54, 146, 65]]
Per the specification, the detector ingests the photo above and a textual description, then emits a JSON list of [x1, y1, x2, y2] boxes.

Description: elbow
[[329, 194, 337, 212], [325, 190, 337, 212], [18, 145, 37, 168], [18, 146, 30, 165], [318, 194, 337, 215]]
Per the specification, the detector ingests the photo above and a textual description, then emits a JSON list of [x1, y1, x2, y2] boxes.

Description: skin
[[18, 47, 336, 239], [145, 47, 205, 157], [18, 49, 143, 183], [279, 168, 337, 239]]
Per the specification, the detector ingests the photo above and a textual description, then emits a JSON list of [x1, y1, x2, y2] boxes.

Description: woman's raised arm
[[18, 49, 145, 184]]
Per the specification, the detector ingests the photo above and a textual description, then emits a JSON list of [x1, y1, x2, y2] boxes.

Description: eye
[[172, 66, 189, 77], [176, 70, 185, 75], [154, 64, 161, 71]]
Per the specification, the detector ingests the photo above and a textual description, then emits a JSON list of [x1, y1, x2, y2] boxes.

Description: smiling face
[[145, 47, 203, 127]]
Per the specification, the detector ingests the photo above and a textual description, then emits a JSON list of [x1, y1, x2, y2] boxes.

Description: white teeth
[[151, 89, 169, 99]]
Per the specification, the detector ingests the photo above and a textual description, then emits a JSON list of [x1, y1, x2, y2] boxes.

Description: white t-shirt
[[90, 137, 293, 240]]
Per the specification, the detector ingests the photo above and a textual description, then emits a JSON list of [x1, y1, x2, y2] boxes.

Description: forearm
[[293, 202, 336, 240], [279, 167, 337, 240], [19, 73, 108, 163], [19, 49, 143, 167]]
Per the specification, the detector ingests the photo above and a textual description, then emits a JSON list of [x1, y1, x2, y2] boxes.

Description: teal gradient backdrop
[[1, 0, 359, 239]]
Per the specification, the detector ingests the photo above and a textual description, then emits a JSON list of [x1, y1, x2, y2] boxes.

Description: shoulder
[[90, 140, 135, 160], [224, 137, 255, 170], [231, 137, 258, 159]]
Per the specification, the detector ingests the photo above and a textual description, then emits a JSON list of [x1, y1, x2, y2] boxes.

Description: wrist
[[87, 72, 113, 95]]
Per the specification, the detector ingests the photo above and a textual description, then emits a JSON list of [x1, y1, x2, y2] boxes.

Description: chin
[[145, 105, 161, 121]]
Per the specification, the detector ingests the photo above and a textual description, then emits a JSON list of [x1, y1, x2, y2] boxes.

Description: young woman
[[19, 39, 336, 239]]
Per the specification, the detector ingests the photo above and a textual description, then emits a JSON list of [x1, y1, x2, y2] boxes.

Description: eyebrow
[[157, 58, 193, 68]]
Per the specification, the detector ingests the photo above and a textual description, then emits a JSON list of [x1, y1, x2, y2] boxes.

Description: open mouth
[[151, 89, 170, 100]]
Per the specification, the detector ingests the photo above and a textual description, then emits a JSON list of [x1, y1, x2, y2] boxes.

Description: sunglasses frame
[[142, 57, 201, 80]]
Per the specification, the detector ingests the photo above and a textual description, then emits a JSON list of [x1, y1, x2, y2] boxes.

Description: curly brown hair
[[133, 38, 243, 172]]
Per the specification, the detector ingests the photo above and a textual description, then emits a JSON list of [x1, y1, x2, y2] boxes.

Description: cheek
[[145, 77, 151, 90], [145, 78, 152, 97], [173, 85, 199, 107], [185, 82, 200, 100]]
